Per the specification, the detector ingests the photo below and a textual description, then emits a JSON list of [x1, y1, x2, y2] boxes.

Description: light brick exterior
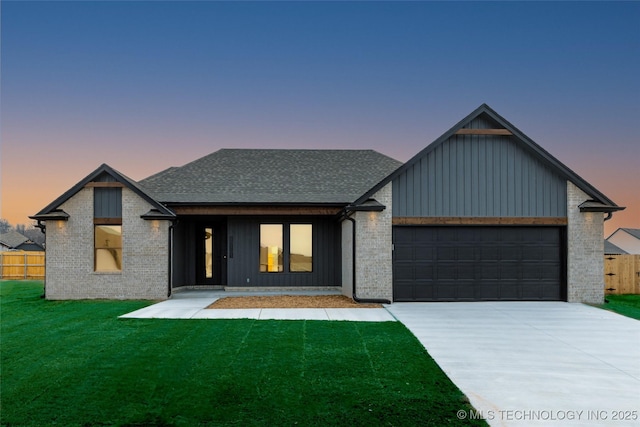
[[567, 181, 605, 304], [341, 183, 393, 301], [44, 187, 170, 300]]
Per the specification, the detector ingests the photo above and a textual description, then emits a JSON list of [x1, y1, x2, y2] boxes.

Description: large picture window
[[259, 223, 312, 273], [95, 225, 122, 272], [260, 224, 283, 272], [290, 224, 312, 272]]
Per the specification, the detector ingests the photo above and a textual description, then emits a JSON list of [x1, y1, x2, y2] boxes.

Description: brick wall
[[44, 187, 170, 300], [567, 181, 605, 304], [352, 183, 393, 301]]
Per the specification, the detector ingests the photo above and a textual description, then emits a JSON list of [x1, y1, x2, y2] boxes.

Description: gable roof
[[621, 228, 640, 239], [0, 230, 29, 248], [139, 149, 403, 205], [604, 240, 628, 255], [31, 164, 175, 220], [355, 103, 623, 211], [608, 228, 640, 240]]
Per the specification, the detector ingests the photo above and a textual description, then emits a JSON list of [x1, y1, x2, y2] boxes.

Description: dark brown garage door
[[393, 226, 564, 302]]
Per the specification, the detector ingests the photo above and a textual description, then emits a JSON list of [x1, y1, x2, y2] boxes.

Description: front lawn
[[601, 294, 640, 320], [1, 281, 484, 426]]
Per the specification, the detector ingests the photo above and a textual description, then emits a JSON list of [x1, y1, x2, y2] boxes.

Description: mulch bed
[[206, 295, 382, 309]]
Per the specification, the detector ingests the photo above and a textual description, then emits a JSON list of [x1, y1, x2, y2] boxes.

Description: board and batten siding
[[226, 216, 341, 287], [393, 134, 567, 217]]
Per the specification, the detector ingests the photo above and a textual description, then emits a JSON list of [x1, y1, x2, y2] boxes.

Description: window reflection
[[290, 224, 312, 272], [95, 225, 122, 271], [260, 224, 283, 272], [205, 227, 213, 279]]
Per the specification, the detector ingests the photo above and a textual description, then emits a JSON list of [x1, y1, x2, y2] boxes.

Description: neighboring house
[[604, 240, 628, 255], [31, 104, 624, 303], [606, 228, 640, 254], [0, 230, 44, 252]]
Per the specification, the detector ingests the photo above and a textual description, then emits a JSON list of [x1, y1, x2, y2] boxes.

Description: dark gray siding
[[94, 188, 122, 218], [227, 216, 341, 287], [393, 134, 567, 217]]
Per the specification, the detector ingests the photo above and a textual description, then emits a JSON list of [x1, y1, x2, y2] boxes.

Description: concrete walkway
[[120, 290, 396, 322], [386, 302, 640, 426]]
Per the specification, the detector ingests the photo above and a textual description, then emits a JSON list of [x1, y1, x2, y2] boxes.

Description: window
[[205, 227, 213, 279], [95, 225, 122, 271], [94, 185, 123, 272], [259, 223, 312, 273], [260, 224, 283, 272], [290, 224, 312, 272]]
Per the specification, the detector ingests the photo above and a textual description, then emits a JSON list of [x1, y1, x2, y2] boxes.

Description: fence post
[[0, 253, 3, 279]]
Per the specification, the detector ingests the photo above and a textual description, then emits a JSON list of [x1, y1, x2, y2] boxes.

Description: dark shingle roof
[[604, 240, 628, 255], [139, 149, 402, 204], [0, 230, 29, 248]]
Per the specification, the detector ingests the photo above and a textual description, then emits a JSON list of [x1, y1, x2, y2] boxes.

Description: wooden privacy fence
[[604, 254, 640, 295], [0, 251, 45, 279]]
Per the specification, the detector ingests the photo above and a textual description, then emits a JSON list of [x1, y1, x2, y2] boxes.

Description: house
[[604, 240, 628, 255], [0, 230, 44, 252], [31, 104, 624, 303], [606, 228, 640, 255]]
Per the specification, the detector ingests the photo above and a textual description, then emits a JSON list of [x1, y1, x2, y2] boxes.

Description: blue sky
[[2, 1, 639, 234]]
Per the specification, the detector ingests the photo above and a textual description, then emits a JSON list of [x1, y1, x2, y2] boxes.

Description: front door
[[196, 223, 226, 285]]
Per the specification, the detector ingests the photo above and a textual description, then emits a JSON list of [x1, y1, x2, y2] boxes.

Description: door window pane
[[260, 224, 283, 272], [95, 225, 122, 271], [290, 224, 312, 272], [205, 227, 213, 279]]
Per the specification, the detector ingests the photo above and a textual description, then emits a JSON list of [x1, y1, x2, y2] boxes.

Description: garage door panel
[[436, 264, 458, 280], [393, 226, 564, 302]]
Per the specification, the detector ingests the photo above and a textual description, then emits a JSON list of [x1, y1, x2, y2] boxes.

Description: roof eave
[[578, 201, 626, 213], [29, 210, 70, 221]]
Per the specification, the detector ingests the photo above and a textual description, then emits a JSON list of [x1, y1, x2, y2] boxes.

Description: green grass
[[600, 294, 640, 320], [1, 281, 484, 427]]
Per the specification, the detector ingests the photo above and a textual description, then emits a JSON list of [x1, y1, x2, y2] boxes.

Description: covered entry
[[393, 226, 565, 301]]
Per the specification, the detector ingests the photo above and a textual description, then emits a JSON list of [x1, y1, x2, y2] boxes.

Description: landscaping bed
[[207, 294, 382, 309]]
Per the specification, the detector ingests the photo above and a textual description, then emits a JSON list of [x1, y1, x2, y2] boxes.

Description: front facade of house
[[32, 105, 623, 303]]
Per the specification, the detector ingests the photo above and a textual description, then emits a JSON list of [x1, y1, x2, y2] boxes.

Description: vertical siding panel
[[406, 166, 414, 215], [442, 142, 450, 216], [470, 135, 479, 216], [457, 136, 466, 215], [428, 149, 436, 216], [549, 169, 558, 217], [508, 139, 517, 216], [414, 161, 422, 216], [392, 180, 399, 216], [397, 173, 406, 216], [500, 137, 509, 216], [477, 136, 486, 216], [420, 157, 429, 216], [462, 136, 471, 215], [493, 139, 502, 216], [521, 154, 529, 215]]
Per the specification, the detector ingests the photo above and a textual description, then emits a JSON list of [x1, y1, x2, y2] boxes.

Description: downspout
[[168, 221, 174, 298], [344, 213, 391, 305], [604, 212, 613, 222], [37, 220, 46, 299]]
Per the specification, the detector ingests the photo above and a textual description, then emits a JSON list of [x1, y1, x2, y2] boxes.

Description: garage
[[393, 226, 564, 302]]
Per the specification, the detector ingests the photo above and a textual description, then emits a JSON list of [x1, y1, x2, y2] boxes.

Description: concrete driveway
[[386, 302, 640, 426]]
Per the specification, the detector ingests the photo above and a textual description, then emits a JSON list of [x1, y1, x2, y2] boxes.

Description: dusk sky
[[1, 1, 638, 237]]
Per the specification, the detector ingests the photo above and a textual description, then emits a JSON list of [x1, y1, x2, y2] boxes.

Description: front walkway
[[386, 302, 640, 427], [120, 290, 396, 322]]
